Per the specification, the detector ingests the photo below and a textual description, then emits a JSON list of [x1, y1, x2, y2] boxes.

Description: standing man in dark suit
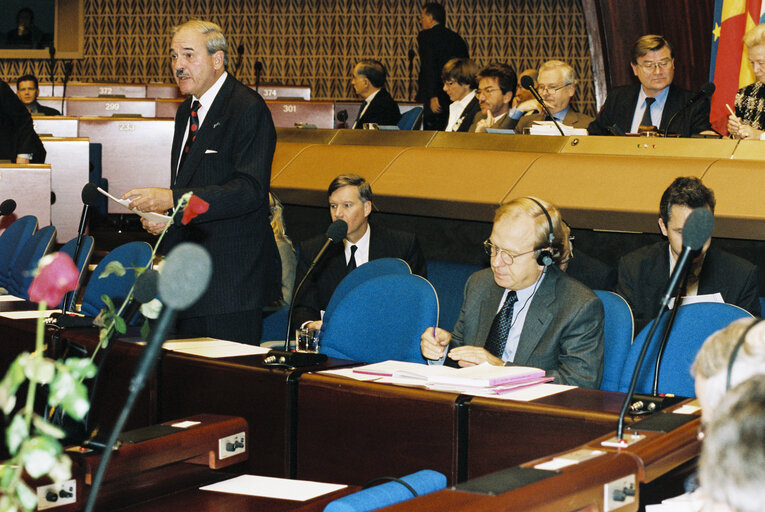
[[294, 174, 427, 331], [421, 197, 605, 388], [588, 35, 713, 137], [124, 20, 280, 345], [0, 80, 45, 163], [442, 58, 480, 132], [616, 177, 760, 332], [416, 2, 469, 131], [16, 75, 60, 116], [351, 60, 401, 128]]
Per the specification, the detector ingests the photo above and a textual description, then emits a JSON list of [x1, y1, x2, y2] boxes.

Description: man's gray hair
[[173, 20, 229, 67]]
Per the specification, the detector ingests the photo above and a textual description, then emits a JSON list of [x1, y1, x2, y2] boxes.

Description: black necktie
[[179, 100, 201, 171], [640, 97, 656, 127], [347, 245, 358, 272], [484, 291, 518, 359], [353, 101, 367, 128]]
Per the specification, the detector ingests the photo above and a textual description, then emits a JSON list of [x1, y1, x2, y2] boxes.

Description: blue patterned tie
[[484, 291, 518, 359]]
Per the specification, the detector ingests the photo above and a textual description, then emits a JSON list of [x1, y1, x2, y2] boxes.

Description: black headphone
[[526, 197, 559, 267], [726, 317, 765, 391]]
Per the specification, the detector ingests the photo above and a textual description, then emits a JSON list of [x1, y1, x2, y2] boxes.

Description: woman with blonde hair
[[728, 23, 765, 139]]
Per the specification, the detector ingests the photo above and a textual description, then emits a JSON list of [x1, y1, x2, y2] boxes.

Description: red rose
[[181, 194, 210, 225], [28, 253, 79, 306]]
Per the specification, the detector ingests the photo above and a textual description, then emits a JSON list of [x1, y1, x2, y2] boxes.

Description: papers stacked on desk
[[351, 361, 553, 394], [528, 121, 588, 136]]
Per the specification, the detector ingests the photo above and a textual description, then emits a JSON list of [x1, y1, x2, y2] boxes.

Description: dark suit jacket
[[293, 224, 427, 327], [616, 242, 760, 331], [514, 108, 594, 133], [0, 81, 46, 163], [31, 101, 61, 116], [354, 88, 401, 128], [452, 96, 481, 132], [451, 266, 604, 388], [468, 110, 517, 132], [588, 83, 711, 137], [164, 74, 281, 320]]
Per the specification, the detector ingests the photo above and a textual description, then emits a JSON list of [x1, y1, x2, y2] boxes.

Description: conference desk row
[[0, 304, 699, 511]]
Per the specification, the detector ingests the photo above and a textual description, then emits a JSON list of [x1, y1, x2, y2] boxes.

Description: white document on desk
[[0, 309, 61, 319], [0, 295, 24, 302], [200, 474, 346, 501], [162, 338, 270, 358]]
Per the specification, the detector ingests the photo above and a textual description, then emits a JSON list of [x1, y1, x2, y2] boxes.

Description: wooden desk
[[41, 137, 90, 242], [66, 98, 157, 117], [66, 82, 148, 98], [251, 85, 311, 101], [33, 116, 78, 137], [268, 101, 334, 129], [0, 165, 51, 235]]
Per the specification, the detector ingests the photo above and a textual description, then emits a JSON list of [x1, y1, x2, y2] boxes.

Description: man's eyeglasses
[[537, 83, 572, 94], [483, 240, 536, 265], [637, 59, 672, 71], [477, 87, 501, 96]]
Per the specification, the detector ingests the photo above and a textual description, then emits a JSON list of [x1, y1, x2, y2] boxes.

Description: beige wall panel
[[730, 140, 765, 160], [509, 154, 717, 233], [42, 138, 91, 243], [372, 148, 540, 221], [0, 166, 51, 234], [701, 159, 765, 240]]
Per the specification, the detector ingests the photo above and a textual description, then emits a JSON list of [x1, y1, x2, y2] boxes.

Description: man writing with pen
[[420, 197, 605, 389]]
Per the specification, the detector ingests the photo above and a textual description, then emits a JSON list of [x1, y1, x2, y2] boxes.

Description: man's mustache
[[176, 70, 189, 78]]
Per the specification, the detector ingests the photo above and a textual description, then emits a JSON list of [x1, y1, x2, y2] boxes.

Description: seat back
[[426, 260, 482, 331], [7, 225, 56, 299], [58, 235, 95, 310], [80, 241, 153, 317], [320, 274, 438, 363], [0, 215, 38, 289], [323, 470, 446, 512], [322, 258, 411, 323], [397, 106, 423, 130], [618, 302, 753, 397], [594, 290, 634, 392]]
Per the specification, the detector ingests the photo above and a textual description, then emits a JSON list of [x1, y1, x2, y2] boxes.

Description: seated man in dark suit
[[351, 59, 401, 128], [421, 197, 605, 388], [441, 58, 480, 132], [588, 35, 713, 137], [468, 63, 518, 133], [16, 74, 60, 116], [294, 174, 426, 330], [616, 177, 760, 332], [514, 60, 593, 133]]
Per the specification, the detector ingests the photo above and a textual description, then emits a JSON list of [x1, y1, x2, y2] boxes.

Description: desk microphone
[[0, 199, 16, 216], [48, 46, 56, 96], [615, 208, 713, 441], [663, 82, 715, 138], [61, 184, 102, 313], [254, 61, 264, 92], [283, 219, 347, 351], [61, 60, 74, 114], [520, 75, 565, 136], [234, 43, 245, 77]]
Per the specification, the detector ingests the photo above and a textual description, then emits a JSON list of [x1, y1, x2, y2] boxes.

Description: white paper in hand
[[97, 187, 171, 224]]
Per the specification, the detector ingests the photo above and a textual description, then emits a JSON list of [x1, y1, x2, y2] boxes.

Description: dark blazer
[[616, 242, 760, 331], [0, 81, 46, 163], [451, 266, 604, 388], [293, 224, 427, 327], [31, 101, 61, 116], [468, 110, 517, 132], [164, 74, 281, 320], [588, 83, 712, 137], [452, 96, 481, 132], [515, 108, 594, 133], [354, 89, 401, 128]]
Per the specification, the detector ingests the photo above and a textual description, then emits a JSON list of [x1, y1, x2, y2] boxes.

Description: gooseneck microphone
[[408, 47, 416, 101], [254, 61, 264, 92], [84, 243, 212, 512], [616, 208, 714, 441], [520, 75, 565, 136], [48, 46, 56, 96], [62, 184, 102, 313], [283, 219, 347, 351], [0, 199, 16, 216], [663, 82, 715, 138], [234, 43, 245, 77], [61, 60, 74, 114]]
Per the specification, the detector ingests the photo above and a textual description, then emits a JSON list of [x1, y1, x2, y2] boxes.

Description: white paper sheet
[[199, 474, 346, 501], [460, 383, 576, 401], [98, 187, 171, 224], [319, 368, 383, 381], [162, 338, 270, 358], [0, 309, 61, 319], [0, 295, 25, 302]]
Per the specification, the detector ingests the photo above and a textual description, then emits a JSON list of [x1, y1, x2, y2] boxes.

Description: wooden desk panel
[[156, 98, 183, 118], [271, 142, 315, 179], [296, 374, 460, 485], [560, 134, 737, 159], [701, 160, 765, 240], [253, 85, 311, 101], [268, 101, 334, 129], [41, 137, 91, 242], [65, 82, 147, 98], [146, 84, 182, 99], [78, 118, 174, 212], [0, 165, 51, 234], [66, 98, 156, 117], [33, 116, 78, 137]]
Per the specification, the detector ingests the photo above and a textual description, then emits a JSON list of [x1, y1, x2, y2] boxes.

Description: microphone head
[[0, 199, 16, 216], [520, 75, 535, 90], [254, 61, 264, 72], [133, 269, 159, 304], [408, 48, 416, 60], [700, 82, 716, 97], [158, 243, 212, 310], [237, 44, 245, 55], [326, 219, 348, 242], [81, 183, 101, 206], [337, 109, 348, 122], [682, 207, 714, 251]]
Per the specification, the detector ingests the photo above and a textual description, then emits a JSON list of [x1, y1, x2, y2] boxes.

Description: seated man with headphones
[[420, 197, 605, 388]]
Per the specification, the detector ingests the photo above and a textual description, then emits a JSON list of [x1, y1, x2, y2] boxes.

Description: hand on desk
[[123, 187, 174, 214], [727, 115, 764, 140], [447, 346, 504, 367]]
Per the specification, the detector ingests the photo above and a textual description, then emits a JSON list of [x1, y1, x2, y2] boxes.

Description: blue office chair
[[323, 469, 446, 512], [6, 225, 57, 300], [322, 257, 412, 323], [320, 273, 438, 363], [594, 290, 634, 392], [426, 260, 482, 331], [79, 241, 153, 317], [617, 302, 753, 397], [397, 106, 423, 130], [0, 215, 38, 291], [58, 235, 95, 310]]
